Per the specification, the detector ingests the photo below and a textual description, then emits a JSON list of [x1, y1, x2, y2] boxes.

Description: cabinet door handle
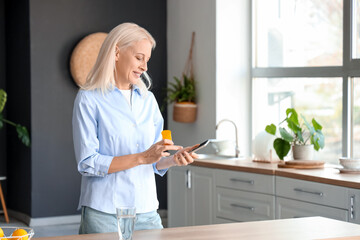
[[186, 170, 191, 189], [230, 203, 255, 211], [230, 178, 254, 185], [350, 195, 355, 219], [294, 188, 323, 197]]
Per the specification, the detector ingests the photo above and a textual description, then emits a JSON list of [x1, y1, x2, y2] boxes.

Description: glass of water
[[116, 206, 136, 240]]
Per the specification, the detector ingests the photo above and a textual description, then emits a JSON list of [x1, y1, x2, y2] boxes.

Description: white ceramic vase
[[292, 145, 314, 160], [252, 131, 280, 161]]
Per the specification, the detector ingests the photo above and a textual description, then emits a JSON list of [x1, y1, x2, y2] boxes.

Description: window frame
[[252, 0, 360, 158]]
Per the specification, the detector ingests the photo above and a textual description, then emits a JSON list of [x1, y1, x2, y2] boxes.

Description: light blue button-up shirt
[[72, 86, 166, 214]]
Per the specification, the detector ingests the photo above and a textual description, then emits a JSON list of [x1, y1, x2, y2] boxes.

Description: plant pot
[[173, 102, 197, 123], [292, 145, 314, 160]]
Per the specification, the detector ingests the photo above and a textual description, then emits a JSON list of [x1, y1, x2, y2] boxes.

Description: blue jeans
[[79, 206, 163, 234]]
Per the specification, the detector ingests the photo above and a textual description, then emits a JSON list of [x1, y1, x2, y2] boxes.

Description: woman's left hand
[[155, 144, 200, 170], [172, 144, 199, 166]]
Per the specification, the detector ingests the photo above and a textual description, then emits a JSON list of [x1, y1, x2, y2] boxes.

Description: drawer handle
[[230, 178, 254, 185], [294, 188, 323, 197], [350, 195, 355, 220], [230, 203, 255, 211], [186, 170, 191, 189]]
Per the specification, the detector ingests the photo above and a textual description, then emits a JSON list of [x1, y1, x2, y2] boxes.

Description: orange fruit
[[11, 228, 28, 240], [161, 130, 172, 141]]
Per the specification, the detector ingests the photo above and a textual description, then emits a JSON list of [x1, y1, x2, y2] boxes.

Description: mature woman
[[72, 22, 198, 234]]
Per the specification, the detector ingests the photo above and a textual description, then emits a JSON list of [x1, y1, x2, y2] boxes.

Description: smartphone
[[189, 140, 210, 153]]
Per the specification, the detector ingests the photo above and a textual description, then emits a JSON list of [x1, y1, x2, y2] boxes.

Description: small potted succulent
[[165, 32, 197, 123], [265, 108, 324, 160], [0, 89, 30, 147]]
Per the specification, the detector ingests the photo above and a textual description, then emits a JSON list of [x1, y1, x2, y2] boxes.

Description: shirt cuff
[[78, 154, 113, 177], [152, 163, 168, 176]]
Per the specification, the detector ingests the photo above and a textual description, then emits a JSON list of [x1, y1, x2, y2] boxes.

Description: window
[[253, 77, 342, 161], [352, 0, 360, 58], [354, 78, 360, 157], [252, 0, 360, 163], [254, 0, 342, 67]]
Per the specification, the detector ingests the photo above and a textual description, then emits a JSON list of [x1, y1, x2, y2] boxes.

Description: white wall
[[216, 0, 252, 156], [167, 0, 217, 149], [167, 0, 251, 156]]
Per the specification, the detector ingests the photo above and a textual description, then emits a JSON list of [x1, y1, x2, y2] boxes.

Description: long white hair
[[82, 22, 156, 95]]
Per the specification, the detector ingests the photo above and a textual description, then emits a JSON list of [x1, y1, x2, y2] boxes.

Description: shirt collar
[[132, 84, 142, 96], [112, 84, 142, 96]]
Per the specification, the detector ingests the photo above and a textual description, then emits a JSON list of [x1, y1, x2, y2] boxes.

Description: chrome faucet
[[216, 119, 240, 158]]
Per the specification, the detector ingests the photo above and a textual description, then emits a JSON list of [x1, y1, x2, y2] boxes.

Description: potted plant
[[0, 89, 30, 147], [165, 32, 197, 123], [265, 108, 324, 160]]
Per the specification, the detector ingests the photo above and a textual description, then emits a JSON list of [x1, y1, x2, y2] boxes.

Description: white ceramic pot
[[339, 157, 360, 169], [252, 130, 280, 161], [292, 145, 314, 160]]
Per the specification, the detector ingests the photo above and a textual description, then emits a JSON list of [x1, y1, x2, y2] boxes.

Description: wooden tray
[[339, 168, 360, 174], [285, 160, 325, 166], [253, 159, 280, 163], [278, 160, 325, 169]]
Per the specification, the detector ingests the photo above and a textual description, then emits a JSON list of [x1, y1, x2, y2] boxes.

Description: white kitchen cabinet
[[276, 177, 348, 209], [348, 188, 360, 224], [215, 169, 275, 194], [215, 187, 275, 222], [276, 197, 348, 221], [168, 164, 360, 227], [167, 166, 188, 227], [214, 169, 275, 223], [167, 166, 214, 227], [276, 176, 349, 221], [214, 216, 235, 224], [168, 166, 275, 226]]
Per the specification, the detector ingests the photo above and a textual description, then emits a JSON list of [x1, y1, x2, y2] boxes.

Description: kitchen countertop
[[192, 157, 360, 189], [33, 217, 360, 240]]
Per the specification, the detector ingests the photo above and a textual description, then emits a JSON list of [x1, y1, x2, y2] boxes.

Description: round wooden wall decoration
[[70, 32, 108, 87]]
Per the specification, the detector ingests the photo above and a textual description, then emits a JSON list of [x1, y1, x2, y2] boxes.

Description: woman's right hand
[[139, 139, 183, 165]]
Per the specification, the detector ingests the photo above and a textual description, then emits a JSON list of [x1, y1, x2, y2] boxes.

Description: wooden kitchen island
[[34, 217, 360, 240]]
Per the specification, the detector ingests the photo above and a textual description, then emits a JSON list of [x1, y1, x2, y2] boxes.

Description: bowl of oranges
[[0, 227, 34, 239]]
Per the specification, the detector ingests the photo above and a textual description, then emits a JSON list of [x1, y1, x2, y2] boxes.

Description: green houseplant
[[165, 73, 196, 104], [165, 32, 197, 123], [0, 89, 30, 147], [165, 74, 197, 123], [265, 108, 324, 160]]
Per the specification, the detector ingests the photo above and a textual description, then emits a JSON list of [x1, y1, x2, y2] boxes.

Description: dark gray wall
[[4, 0, 167, 218], [0, 0, 6, 177], [0, 0, 8, 210], [5, 0, 32, 216]]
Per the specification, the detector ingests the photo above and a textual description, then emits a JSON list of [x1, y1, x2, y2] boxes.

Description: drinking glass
[[116, 206, 136, 240]]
